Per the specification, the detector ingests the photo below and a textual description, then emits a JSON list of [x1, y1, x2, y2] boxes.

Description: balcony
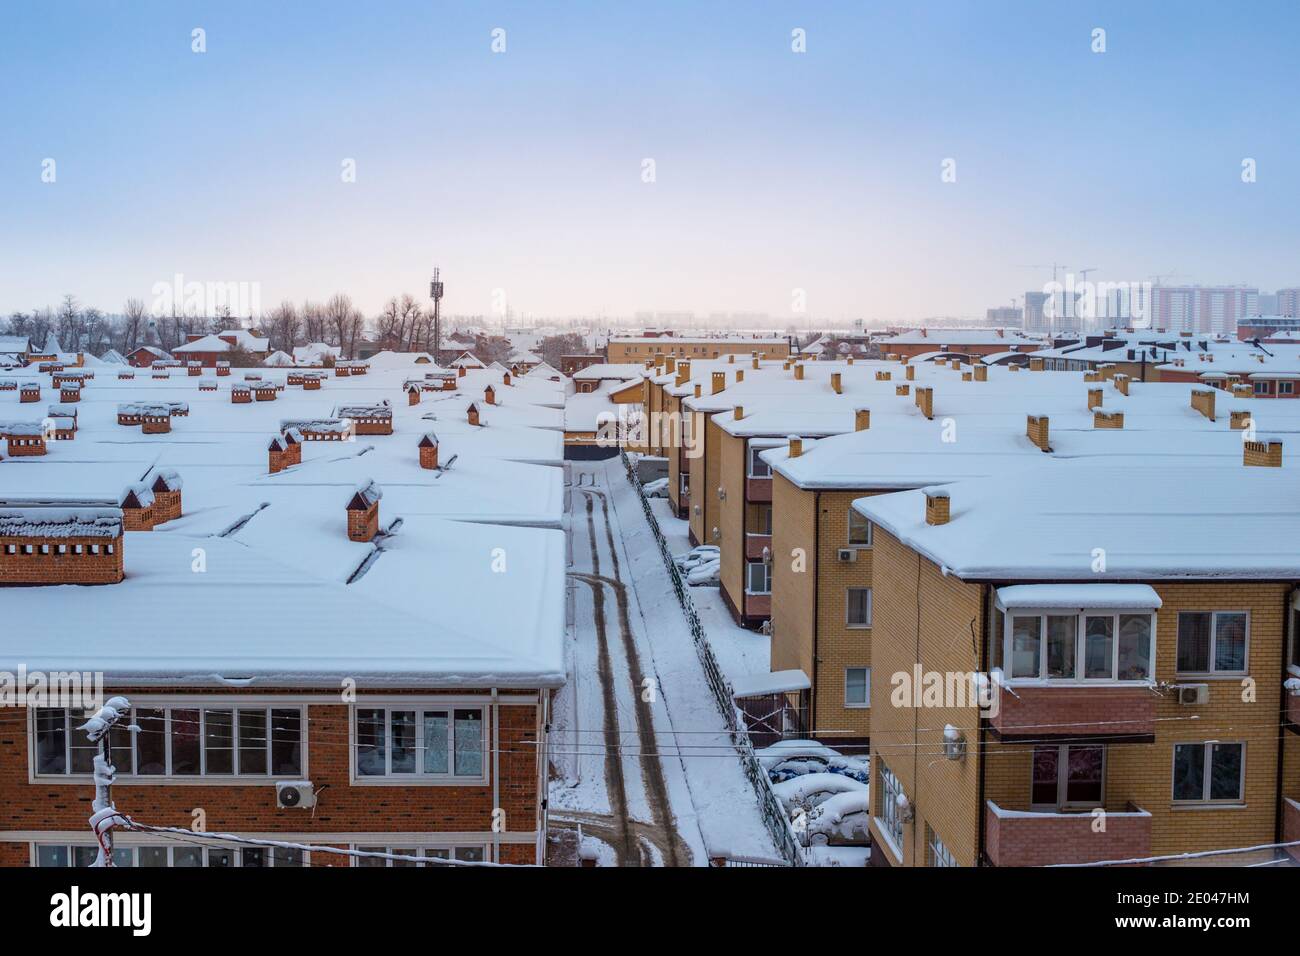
[[744, 592, 771, 619], [745, 532, 772, 560], [1288, 682, 1300, 728], [985, 800, 1151, 867], [745, 476, 773, 502], [988, 683, 1157, 740]]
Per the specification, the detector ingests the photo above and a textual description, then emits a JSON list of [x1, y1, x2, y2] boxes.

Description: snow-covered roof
[[857, 460, 1300, 580], [874, 328, 1044, 347], [994, 584, 1162, 611], [292, 342, 342, 363], [173, 330, 271, 353], [0, 507, 123, 537]]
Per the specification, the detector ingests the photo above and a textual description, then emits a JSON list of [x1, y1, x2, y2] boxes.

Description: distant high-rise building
[[1276, 288, 1300, 317], [1023, 290, 1080, 333], [985, 305, 1022, 326], [1150, 285, 1257, 334]]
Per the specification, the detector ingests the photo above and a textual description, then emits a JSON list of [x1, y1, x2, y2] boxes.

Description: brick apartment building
[[856, 461, 1300, 867]]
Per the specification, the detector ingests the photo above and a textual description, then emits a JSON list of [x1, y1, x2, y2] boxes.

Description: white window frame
[[1030, 743, 1107, 811], [350, 842, 489, 866], [32, 841, 308, 867], [1000, 609, 1156, 685], [745, 560, 772, 595], [29, 702, 306, 784], [877, 762, 904, 853], [1174, 610, 1250, 677], [747, 444, 772, 479], [925, 824, 957, 867], [1171, 741, 1246, 805], [847, 510, 872, 548], [844, 667, 871, 708], [350, 702, 489, 786], [846, 587, 872, 629]]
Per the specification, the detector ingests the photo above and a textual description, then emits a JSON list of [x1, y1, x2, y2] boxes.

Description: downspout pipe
[[492, 687, 500, 864]]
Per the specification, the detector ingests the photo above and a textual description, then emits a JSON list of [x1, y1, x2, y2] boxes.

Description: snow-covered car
[[673, 545, 719, 570], [772, 773, 868, 816], [643, 477, 669, 498], [803, 789, 871, 847], [755, 741, 870, 784], [685, 558, 720, 587]]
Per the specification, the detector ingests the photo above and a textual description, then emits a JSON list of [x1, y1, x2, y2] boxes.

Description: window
[[847, 510, 872, 547], [1282, 381, 1295, 395], [34, 843, 305, 867], [32, 705, 303, 778], [746, 561, 771, 594], [354, 705, 486, 781], [926, 825, 957, 867], [353, 844, 487, 867], [847, 588, 872, 627], [1172, 742, 1244, 803], [878, 762, 904, 851], [1003, 612, 1153, 682], [747, 445, 772, 478], [1031, 745, 1104, 808], [1176, 611, 1248, 674], [845, 667, 871, 707], [1254, 381, 1269, 394]]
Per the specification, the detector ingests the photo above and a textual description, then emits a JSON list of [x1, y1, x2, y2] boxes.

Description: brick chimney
[[915, 386, 934, 420], [694, 384, 702, 398], [676, 360, 691, 386], [1190, 388, 1216, 421], [973, 365, 988, 381], [712, 371, 726, 395], [503, 371, 512, 386], [1094, 410, 1124, 429], [728, 354, 735, 364], [1244, 440, 1282, 467], [734, 405, 744, 420], [1230, 410, 1252, 430], [408, 384, 421, 406], [1029, 357, 1045, 372], [1088, 388, 1103, 410], [484, 385, 496, 405], [855, 408, 871, 431], [346, 479, 382, 542], [1026, 415, 1051, 452], [1114, 373, 1130, 396], [831, 372, 842, 394], [876, 370, 891, 381], [269, 435, 291, 473], [467, 403, 481, 426], [925, 488, 950, 525], [458, 365, 467, 378], [896, 384, 910, 396], [788, 435, 803, 458], [794, 363, 805, 381], [418, 433, 439, 470], [905, 365, 916, 381], [664, 356, 676, 374], [736, 369, 745, 383]]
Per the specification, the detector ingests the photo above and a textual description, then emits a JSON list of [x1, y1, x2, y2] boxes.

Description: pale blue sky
[[2, 0, 1297, 321]]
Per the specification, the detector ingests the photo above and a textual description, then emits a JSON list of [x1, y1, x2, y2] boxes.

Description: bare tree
[[325, 293, 354, 349], [302, 300, 327, 344], [538, 332, 586, 369], [375, 297, 403, 347], [266, 300, 301, 353], [121, 299, 147, 353]]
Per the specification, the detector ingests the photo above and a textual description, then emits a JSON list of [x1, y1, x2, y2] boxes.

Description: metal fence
[[620, 451, 803, 866]]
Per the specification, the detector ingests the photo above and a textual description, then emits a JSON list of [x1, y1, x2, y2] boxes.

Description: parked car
[[643, 477, 669, 498], [756, 741, 870, 784], [803, 790, 871, 847], [685, 558, 720, 587], [772, 773, 868, 816], [673, 545, 719, 570]]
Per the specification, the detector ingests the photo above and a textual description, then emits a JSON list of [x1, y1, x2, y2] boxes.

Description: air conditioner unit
[[837, 548, 857, 562], [276, 780, 316, 809], [1176, 684, 1209, 706]]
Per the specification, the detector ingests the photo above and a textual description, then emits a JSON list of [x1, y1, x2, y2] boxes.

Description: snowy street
[[549, 459, 778, 866]]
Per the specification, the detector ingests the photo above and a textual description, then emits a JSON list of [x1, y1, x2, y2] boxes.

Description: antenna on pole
[[79, 696, 133, 867], [429, 267, 445, 359]]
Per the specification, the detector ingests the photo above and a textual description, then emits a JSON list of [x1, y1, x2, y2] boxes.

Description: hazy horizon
[[4, 0, 1298, 322]]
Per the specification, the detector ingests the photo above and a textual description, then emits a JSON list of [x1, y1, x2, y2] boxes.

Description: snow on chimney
[[924, 488, 950, 525]]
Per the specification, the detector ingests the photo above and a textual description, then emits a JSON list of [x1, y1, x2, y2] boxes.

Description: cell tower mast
[[429, 267, 444, 358]]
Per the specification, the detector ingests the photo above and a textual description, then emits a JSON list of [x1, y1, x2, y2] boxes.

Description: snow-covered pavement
[[548, 459, 778, 865]]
